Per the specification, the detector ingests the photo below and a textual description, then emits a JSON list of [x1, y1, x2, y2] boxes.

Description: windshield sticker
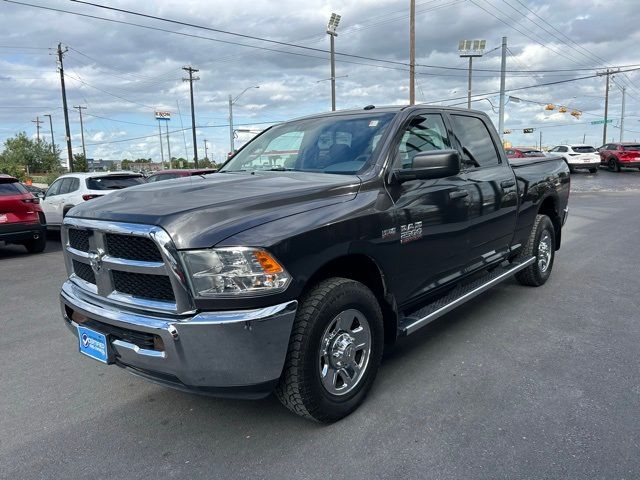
[[400, 221, 422, 244], [369, 120, 379, 127]]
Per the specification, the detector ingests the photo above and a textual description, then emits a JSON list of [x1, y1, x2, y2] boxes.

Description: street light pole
[[458, 40, 486, 110], [326, 13, 341, 111], [73, 105, 87, 159], [44, 114, 54, 153], [498, 36, 507, 142], [228, 86, 259, 155]]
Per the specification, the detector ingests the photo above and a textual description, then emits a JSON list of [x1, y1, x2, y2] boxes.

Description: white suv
[[548, 144, 600, 174], [41, 172, 144, 227]]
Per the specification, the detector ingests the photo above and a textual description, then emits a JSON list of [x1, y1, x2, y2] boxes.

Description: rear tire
[[515, 214, 555, 287], [589, 168, 598, 174], [23, 234, 46, 254], [276, 278, 384, 423], [608, 157, 621, 172]]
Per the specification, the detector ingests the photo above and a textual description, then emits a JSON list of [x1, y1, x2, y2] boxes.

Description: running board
[[398, 257, 535, 336]]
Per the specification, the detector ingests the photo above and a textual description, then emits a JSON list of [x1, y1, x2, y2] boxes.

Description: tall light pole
[[458, 39, 486, 109], [204, 139, 209, 162], [228, 85, 259, 155], [73, 105, 87, 159], [620, 85, 626, 142], [498, 37, 507, 142], [409, 1, 415, 105], [182, 65, 200, 167], [327, 12, 341, 111], [44, 114, 55, 153]]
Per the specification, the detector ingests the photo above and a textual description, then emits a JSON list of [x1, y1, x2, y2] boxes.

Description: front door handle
[[500, 179, 516, 188], [449, 190, 469, 200]]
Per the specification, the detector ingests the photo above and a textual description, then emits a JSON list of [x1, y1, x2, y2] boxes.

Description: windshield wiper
[[264, 167, 295, 171]]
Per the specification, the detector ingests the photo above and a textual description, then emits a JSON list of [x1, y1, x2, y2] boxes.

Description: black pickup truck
[[60, 105, 569, 422]]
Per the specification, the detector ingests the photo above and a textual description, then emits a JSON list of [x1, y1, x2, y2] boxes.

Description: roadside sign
[[523, 128, 534, 133], [503, 129, 512, 134], [154, 111, 171, 121], [590, 119, 612, 125]]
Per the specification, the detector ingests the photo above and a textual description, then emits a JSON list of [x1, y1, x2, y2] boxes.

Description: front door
[[385, 112, 471, 308]]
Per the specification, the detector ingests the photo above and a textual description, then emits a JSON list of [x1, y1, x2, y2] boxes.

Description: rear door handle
[[500, 179, 516, 188], [449, 190, 469, 200]]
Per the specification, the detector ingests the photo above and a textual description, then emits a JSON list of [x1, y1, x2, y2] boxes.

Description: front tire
[[515, 214, 555, 287], [276, 278, 384, 423], [608, 157, 621, 172]]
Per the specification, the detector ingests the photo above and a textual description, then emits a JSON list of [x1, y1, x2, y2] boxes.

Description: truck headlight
[[181, 247, 291, 297]]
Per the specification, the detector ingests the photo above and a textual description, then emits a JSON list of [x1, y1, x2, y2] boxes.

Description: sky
[[1, 0, 639, 164]]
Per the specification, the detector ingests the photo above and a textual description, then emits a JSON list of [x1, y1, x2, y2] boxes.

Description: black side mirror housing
[[393, 149, 461, 182]]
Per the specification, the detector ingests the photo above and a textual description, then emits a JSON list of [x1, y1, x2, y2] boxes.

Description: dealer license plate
[[77, 325, 109, 363]]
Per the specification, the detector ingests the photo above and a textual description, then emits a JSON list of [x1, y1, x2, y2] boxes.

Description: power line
[[4, 1, 636, 75]]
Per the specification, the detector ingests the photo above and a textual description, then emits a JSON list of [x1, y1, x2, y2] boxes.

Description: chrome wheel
[[318, 309, 371, 396], [538, 230, 552, 273]]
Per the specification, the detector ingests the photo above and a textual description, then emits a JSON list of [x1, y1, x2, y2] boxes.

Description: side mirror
[[393, 150, 461, 182]]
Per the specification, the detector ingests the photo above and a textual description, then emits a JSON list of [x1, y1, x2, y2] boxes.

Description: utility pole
[[597, 69, 619, 145], [498, 36, 507, 142], [73, 105, 87, 159], [57, 43, 73, 172], [157, 120, 165, 167], [165, 121, 172, 168], [31, 116, 43, 142], [620, 86, 626, 142], [327, 13, 341, 111], [228, 94, 234, 156], [539, 130, 543, 151], [182, 65, 200, 167], [204, 139, 209, 162], [409, 0, 416, 105], [44, 114, 54, 153]]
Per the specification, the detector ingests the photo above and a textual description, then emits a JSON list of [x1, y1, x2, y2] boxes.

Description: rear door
[[448, 112, 518, 269], [385, 111, 471, 306]]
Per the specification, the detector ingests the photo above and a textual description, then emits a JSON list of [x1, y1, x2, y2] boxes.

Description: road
[[1, 169, 639, 479]]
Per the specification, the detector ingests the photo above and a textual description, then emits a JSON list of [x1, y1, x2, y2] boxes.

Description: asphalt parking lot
[[1, 168, 639, 479]]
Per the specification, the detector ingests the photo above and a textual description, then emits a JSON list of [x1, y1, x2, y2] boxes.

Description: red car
[[145, 168, 217, 183], [0, 174, 47, 253], [505, 147, 546, 159], [597, 142, 640, 172]]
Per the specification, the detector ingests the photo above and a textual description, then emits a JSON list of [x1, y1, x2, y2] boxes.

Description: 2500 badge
[[400, 221, 422, 244]]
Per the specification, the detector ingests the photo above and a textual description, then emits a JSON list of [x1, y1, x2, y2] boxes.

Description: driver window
[[46, 179, 63, 197], [395, 114, 450, 169]]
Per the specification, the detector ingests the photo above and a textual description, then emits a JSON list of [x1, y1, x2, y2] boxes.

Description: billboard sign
[[155, 111, 171, 121]]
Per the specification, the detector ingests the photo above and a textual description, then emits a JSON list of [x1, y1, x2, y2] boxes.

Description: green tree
[[200, 157, 213, 168], [121, 159, 132, 170], [0, 132, 62, 179], [73, 153, 88, 172]]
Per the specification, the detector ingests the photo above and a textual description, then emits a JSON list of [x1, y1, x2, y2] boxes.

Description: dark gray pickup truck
[[60, 105, 570, 422]]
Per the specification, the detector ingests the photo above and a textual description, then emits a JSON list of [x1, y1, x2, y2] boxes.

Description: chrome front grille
[[62, 218, 194, 314]]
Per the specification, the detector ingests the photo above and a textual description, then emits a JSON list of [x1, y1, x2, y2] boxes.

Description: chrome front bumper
[[61, 280, 297, 398]]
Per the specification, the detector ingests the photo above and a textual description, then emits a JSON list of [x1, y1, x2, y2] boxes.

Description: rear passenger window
[[451, 115, 500, 168], [68, 178, 79, 192]]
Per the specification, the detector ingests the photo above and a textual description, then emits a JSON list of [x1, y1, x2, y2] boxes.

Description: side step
[[398, 257, 535, 336]]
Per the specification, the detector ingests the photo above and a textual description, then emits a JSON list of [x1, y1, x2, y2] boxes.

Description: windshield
[[220, 113, 395, 175], [572, 146, 596, 153], [86, 175, 144, 190]]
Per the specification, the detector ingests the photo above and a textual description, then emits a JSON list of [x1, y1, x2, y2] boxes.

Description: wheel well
[[538, 196, 561, 249], [304, 254, 398, 345]]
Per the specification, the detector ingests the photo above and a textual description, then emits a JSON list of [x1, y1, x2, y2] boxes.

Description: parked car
[[548, 144, 600, 173], [23, 184, 46, 198], [0, 174, 47, 253], [505, 147, 546, 159], [41, 172, 144, 228], [145, 168, 217, 183], [597, 142, 640, 172], [59, 105, 570, 422]]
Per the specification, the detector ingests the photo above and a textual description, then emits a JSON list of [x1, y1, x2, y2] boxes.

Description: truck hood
[[68, 171, 361, 249]]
